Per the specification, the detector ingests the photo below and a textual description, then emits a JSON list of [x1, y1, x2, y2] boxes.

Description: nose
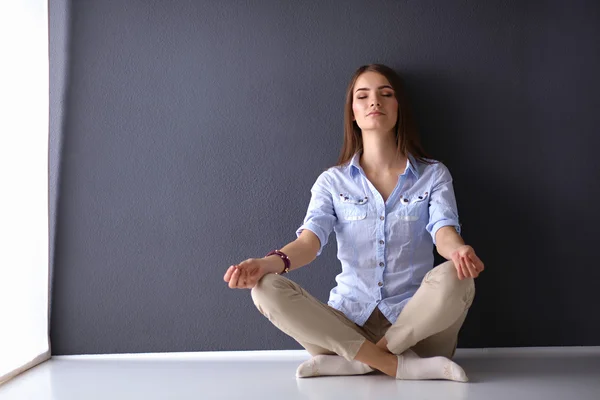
[[371, 94, 381, 107]]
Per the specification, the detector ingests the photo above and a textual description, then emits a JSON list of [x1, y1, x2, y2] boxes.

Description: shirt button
[[379, 216, 384, 220], [379, 240, 384, 245], [378, 282, 383, 287], [379, 262, 384, 267]]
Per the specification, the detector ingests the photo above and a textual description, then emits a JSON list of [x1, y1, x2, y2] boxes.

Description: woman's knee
[[426, 261, 475, 306], [250, 273, 292, 310]]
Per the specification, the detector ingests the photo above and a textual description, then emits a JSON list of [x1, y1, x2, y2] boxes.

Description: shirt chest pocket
[[397, 191, 429, 221], [336, 193, 369, 221]]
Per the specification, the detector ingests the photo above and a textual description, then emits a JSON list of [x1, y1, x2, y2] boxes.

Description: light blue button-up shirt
[[295, 150, 461, 327]]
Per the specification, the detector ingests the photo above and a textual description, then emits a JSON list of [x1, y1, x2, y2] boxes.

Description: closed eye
[[357, 94, 393, 99]]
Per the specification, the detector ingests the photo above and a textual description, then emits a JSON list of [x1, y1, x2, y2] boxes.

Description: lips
[[368, 111, 384, 116]]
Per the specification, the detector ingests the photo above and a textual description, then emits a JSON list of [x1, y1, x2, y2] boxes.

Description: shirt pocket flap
[[406, 191, 429, 205], [337, 193, 368, 220], [339, 193, 369, 205]]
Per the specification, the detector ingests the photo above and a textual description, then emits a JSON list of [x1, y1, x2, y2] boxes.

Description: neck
[[359, 130, 407, 175]]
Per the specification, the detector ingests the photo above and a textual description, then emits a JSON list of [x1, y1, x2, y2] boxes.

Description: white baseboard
[[52, 349, 311, 361], [51, 346, 600, 361]]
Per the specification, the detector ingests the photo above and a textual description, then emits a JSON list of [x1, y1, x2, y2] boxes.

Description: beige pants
[[250, 260, 475, 362]]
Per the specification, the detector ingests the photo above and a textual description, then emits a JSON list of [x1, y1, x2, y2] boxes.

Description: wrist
[[262, 255, 285, 274]]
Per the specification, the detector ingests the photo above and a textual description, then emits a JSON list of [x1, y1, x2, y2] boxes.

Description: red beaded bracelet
[[265, 249, 290, 275]]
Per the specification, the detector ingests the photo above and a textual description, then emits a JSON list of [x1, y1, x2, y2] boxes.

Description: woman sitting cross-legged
[[223, 63, 484, 381]]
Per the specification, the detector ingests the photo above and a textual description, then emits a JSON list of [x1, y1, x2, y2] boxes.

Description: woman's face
[[351, 71, 398, 134]]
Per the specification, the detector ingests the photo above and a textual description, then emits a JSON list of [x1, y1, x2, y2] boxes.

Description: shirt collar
[[349, 150, 420, 179]]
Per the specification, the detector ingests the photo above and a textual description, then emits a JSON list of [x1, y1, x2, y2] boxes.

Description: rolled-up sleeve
[[426, 163, 461, 245], [295, 171, 337, 256]]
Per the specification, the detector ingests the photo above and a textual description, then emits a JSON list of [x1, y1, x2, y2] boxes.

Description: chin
[[363, 123, 394, 131]]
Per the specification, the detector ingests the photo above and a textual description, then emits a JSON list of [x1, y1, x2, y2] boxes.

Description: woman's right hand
[[224, 258, 269, 290]]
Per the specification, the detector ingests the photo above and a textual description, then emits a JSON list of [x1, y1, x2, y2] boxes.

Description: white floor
[[1, 347, 599, 400]]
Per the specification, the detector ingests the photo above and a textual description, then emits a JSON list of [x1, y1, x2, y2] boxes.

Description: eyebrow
[[355, 85, 394, 93]]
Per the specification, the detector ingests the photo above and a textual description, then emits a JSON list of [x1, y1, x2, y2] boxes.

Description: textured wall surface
[[50, 0, 600, 355]]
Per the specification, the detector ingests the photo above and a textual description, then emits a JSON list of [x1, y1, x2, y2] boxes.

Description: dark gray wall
[[50, 0, 600, 355]]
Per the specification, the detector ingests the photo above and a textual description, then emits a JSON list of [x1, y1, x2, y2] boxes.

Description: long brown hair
[[331, 64, 438, 170]]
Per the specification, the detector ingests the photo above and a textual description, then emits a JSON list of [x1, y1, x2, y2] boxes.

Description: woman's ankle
[[380, 353, 398, 377], [375, 337, 393, 354]]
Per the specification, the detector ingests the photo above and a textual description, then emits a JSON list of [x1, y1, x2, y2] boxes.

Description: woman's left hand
[[450, 245, 484, 280]]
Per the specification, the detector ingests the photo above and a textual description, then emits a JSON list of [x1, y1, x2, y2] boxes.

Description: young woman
[[223, 64, 484, 381]]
